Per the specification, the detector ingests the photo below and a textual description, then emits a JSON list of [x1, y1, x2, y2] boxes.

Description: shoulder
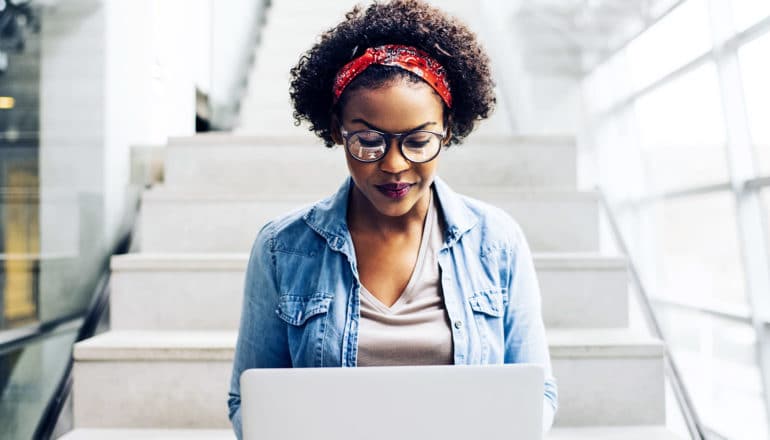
[[452, 192, 527, 253], [251, 202, 326, 259]]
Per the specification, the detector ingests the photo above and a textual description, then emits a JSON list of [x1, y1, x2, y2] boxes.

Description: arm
[[228, 225, 291, 440], [503, 223, 558, 432]]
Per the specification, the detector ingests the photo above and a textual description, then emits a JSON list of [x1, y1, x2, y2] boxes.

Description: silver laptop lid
[[241, 364, 544, 440]]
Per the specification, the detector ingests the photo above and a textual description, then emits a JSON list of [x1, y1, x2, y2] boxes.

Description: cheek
[[417, 161, 439, 181], [344, 155, 373, 183]]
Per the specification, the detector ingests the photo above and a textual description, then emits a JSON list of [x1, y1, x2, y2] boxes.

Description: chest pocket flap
[[468, 289, 507, 317], [276, 292, 334, 326]]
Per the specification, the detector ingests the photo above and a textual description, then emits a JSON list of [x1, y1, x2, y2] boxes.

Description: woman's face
[[335, 80, 447, 220]]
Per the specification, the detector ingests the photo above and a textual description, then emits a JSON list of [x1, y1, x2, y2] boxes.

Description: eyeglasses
[[340, 126, 446, 164]]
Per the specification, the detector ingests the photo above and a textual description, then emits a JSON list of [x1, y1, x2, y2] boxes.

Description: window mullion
[[708, 0, 770, 424]]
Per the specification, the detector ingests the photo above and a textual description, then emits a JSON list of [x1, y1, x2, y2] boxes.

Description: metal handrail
[[0, 314, 83, 356], [649, 295, 752, 324], [0, 217, 134, 439], [597, 187, 707, 440], [31, 224, 134, 439]]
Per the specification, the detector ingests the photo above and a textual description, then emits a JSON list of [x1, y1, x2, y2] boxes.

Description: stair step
[[463, 189, 599, 252], [72, 328, 664, 428], [73, 331, 235, 429], [58, 429, 234, 439], [109, 253, 627, 330], [537, 254, 628, 328], [547, 328, 665, 427], [163, 134, 577, 192], [73, 331, 235, 361], [236, 109, 514, 138], [110, 254, 247, 331], [546, 426, 684, 439], [266, 1, 358, 16], [547, 328, 663, 358], [164, 137, 349, 194], [139, 188, 598, 253], [139, 189, 326, 253], [58, 425, 684, 439]]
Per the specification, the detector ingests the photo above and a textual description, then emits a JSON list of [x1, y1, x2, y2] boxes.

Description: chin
[[373, 202, 417, 218], [370, 188, 426, 217]]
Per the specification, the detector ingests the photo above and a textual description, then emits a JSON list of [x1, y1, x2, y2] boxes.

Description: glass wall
[[738, 31, 770, 175], [583, 1, 770, 438], [1, 1, 40, 331], [642, 193, 745, 308], [633, 62, 728, 192], [658, 307, 765, 439], [0, 1, 270, 436]]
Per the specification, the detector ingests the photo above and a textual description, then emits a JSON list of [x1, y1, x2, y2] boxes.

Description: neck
[[347, 185, 431, 237]]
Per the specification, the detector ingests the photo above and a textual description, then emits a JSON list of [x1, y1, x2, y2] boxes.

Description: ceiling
[[508, 0, 683, 75]]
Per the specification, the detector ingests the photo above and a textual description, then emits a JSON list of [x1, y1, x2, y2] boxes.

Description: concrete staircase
[[61, 1, 684, 439]]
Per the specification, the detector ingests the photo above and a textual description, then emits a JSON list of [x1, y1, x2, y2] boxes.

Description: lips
[[375, 183, 413, 199]]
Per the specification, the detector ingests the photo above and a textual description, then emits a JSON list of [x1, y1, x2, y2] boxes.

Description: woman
[[228, 0, 557, 437]]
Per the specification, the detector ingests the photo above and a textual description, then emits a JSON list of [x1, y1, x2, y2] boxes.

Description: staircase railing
[[0, 224, 134, 440], [597, 188, 730, 440], [32, 234, 125, 439]]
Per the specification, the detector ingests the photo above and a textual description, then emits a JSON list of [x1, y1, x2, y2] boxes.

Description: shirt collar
[[302, 177, 354, 255], [302, 175, 478, 251], [432, 175, 478, 247]]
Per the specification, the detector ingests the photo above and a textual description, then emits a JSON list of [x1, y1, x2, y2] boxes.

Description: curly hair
[[289, 0, 496, 147]]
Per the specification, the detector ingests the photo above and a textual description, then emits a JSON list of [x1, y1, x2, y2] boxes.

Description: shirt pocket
[[468, 289, 507, 318], [276, 292, 334, 326], [276, 292, 335, 367], [467, 289, 507, 362]]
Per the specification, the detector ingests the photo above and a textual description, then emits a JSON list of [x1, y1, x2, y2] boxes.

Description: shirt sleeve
[[228, 225, 291, 440], [503, 222, 559, 432]]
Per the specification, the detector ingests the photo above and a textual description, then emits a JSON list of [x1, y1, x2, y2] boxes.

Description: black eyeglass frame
[[339, 126, 448, 164]]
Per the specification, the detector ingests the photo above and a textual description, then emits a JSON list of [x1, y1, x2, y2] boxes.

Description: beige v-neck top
[[356, 191, 454, 366]]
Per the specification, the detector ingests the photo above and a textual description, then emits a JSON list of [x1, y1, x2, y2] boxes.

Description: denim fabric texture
[[228, 176, 558, 439]]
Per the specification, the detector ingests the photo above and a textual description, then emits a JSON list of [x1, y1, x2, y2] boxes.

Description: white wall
[[478, 0, 583, 138], [148, 0, 197, 140], [190, 0, 213, 96], [210, 0, 266, 127], [104, 0, 155, 241], [37, 0, 199, 320]]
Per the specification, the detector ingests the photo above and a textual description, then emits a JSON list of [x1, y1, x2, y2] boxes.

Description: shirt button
[[454, 321, 463, 330]]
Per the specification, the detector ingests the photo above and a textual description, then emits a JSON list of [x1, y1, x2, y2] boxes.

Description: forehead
[[340, 80, 445, 132]]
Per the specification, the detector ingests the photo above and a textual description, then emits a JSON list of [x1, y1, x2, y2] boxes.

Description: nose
[[378, 138, 410, 174]]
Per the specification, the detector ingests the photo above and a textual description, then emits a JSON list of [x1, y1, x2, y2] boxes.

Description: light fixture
[[0, 96, 15, 109]]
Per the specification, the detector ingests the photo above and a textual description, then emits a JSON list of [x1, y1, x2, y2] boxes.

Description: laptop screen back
[[241, 364, 544, 440]]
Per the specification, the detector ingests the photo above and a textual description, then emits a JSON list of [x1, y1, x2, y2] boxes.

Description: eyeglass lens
[[347, 131, 441, 163]]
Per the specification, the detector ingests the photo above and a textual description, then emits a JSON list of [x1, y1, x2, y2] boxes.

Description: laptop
[[241, 364, 544, 440]]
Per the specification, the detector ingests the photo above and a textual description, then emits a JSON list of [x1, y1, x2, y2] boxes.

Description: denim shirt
[[228, 176, 558, 438]]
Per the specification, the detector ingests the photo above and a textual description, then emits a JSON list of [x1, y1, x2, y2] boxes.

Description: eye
[[353, 131, 384, 147], [359, 138, 384, 148], [403, 133, 433, 149], [404, 139, 430, 148]]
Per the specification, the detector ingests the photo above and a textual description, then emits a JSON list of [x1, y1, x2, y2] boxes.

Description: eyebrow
[[351, 118, 437, 133]]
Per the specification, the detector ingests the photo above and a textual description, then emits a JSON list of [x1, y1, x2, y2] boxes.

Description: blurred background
[[0, 0, 768, 439]]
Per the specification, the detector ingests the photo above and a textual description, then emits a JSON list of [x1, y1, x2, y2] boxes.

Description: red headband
[[332, 44, 452, 108]]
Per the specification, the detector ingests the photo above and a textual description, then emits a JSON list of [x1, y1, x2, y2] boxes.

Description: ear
[[330, 114, 343, 145], [442, 116, 453, 146]]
